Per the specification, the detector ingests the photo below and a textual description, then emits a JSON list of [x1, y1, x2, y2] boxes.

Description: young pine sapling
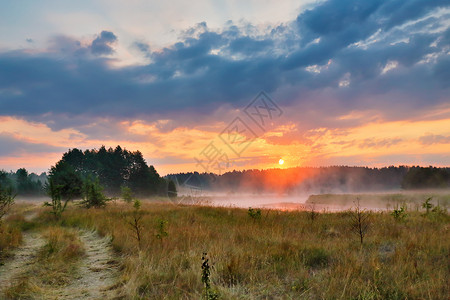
[[349, 199, 371, 245], [156, 219, 168, 243], [127, 199, 144, 249], [44, 179, 67, 219]]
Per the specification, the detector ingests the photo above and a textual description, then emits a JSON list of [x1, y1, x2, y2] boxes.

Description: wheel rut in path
[[0, 231, 46, 292], [50, 229, 120, 299]]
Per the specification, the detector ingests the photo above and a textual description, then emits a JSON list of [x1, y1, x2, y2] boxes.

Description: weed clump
[[0, 183, 15, 224], [219, 255, 245, 287], [421, 197, 448, 221], [201, 252, 219, 300], [301, 247, 330, 269], [422, 197, 433, 214], [391, 205, 407, 222], [308, 202, 318, 223], [0, 223, 21, 262], [247, 207, 261, 221]]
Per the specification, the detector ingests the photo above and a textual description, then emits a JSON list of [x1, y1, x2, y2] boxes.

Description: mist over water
[[202, 194, 310, 210], [171, 167, 450, 212], [177, 191, 354, 211], [177, 188, 450, 212]]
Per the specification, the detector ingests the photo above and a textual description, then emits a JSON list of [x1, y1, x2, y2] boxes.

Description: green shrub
[[44, 179, 68, 219], [391, 205, 407, 221], [422, 197, 433, 214], [121, 186, 134, 203], [81, 177, 110, 208], [247, 207, 261, 220], [156, 219, 168, 241]]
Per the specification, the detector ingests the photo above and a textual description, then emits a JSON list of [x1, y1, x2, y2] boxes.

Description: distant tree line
[[49, 146, 172, 198], [167, 166, 450, 194], [401, 166, 450, 189], [0, 168, 47, 197], [1, 162, 448, 199]]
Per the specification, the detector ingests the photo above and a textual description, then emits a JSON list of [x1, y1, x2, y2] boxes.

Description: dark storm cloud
[[133, 41, 150, 55], [0, 0, 448, 133], [228, 37, 274, 55], [90, 31, 117, 55], [287, 0, 448, 69], [0, 133, 65, 156]]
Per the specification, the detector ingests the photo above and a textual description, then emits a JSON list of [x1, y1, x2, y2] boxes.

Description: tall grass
[[57, 201, 449, 299], [0, 203, 39, 263], [0, 203, 45, 264], [0, 221, 22, 262], [308, 192, 450, 210]]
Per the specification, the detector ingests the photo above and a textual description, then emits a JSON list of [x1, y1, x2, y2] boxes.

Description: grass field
[[307, 191, 450, 211], [0, 196, 449, 299]]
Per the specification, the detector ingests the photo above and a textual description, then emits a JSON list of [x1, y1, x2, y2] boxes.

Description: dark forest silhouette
[[168, 166, 450, 194], [49, 146, 170, 197], [0, 146, 174, 198], [1, 147, 449, 198]]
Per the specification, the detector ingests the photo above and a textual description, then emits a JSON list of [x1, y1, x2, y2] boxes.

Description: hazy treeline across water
[[168, 166, 450, 195]]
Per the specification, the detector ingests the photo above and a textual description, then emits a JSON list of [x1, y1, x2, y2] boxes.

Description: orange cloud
[[1, 113, 449, 175]]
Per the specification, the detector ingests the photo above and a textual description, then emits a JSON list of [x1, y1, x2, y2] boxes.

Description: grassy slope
[[55, 201, 450, 299]]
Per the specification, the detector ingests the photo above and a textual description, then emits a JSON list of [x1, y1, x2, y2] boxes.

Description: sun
[[279, 158, 284, 165]]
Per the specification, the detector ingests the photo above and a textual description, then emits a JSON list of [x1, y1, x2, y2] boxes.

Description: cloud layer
[[0, 0, 449, 173]]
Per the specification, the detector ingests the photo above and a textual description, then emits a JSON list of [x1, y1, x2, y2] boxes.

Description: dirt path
[[1, 212, 120, 299], [0, 231, 46, 292], [50, 230, 120, 299]]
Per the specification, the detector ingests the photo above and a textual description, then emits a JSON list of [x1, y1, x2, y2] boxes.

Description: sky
[[0, 0, 449, 176]]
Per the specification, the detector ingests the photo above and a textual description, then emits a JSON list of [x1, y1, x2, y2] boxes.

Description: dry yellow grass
[[0, 203, 44, 263], [53, 200, 450, 299], [307, 191, 450, 210], [2, 226, 85, 299], [0, 222, 22, 262]]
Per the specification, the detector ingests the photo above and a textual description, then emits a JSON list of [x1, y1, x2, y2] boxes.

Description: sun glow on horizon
[[1, 113, 449, 175]]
